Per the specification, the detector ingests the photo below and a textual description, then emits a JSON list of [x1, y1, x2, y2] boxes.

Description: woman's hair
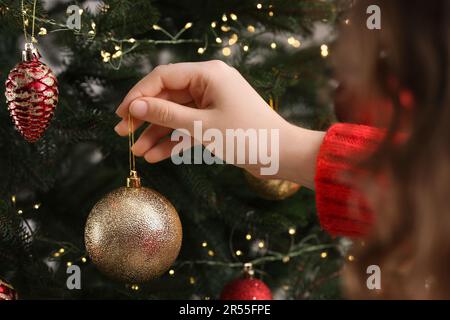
[[332, 0, 450, 299]]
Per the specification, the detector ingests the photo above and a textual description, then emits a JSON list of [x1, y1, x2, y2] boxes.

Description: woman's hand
[[114, 60, 324, 189]]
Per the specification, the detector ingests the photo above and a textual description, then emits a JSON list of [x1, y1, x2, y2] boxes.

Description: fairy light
[[189, 277, 196, 285], [197, 47, 205, 54], [257, 3, 262, 9], [33, 203, 41, 209], [245, 233, 252, 240], [221, 25, 231, 32], [38, 27, 47, 36], [288, 37, 301, 48], [208, 250, 215, 257], [66, 261, 72, 267], [211, 21, 217, 28], [78, 8, 83, 15], [222, 47, 231, 56], [81, 257, 87, 263], [222, 14, 227, 22], [270, 42, 277, 49], [348, 255, 355, 262], [114, 45, 120, 51], [112, 50, 122, 59], [258, 241, 265, 249], [247, 25, 255, 33], [184, 22, 193, 29], [288, 228, 296, 235], [345, 19, 350, 25], [228, 33, 238, 45], [282, 256, 290, 263], [201, 241, 208, 247], [128, 38, 136, 43], [205, 296, 210, 300], [91, 21, 96, 30], [17, 209, 23, 214], [169, 269, 175, 276], [320, 251, 328, 259], [53, 252, 60, 257], [59, 248, 65, 254], [101, 50, 111, 63], [11, 195, 16, 204], [321, 44, 329, 57], [243, 45, 249, 52], [235, 250, 243, 256], [215, 37, 223, 44], [268, 11, 274, 17], [131, 284, 139, 290], [152, 24, 161, 30], [230, 13, 238, 21]]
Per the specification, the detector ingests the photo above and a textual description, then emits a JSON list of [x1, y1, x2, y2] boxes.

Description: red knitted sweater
[[315, 123, 385, 238]]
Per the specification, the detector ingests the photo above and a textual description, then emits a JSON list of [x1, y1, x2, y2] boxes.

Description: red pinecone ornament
[[0, 279, 18, 300], [5, 43, 58, 143]]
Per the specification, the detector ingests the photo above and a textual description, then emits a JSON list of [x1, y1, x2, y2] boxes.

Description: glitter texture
[[85, 186, 182, 283]]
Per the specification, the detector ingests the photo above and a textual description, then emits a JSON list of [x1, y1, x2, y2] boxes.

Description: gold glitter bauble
[[244, 171, 300, 200], [84, 174, 182, 283]]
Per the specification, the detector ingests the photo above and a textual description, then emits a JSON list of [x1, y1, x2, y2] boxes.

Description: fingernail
[[130, 100, 148, 117]]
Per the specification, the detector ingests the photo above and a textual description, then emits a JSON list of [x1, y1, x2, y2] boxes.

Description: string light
[[247, 25, 255, 33], [184, 22, 193, 29], [320, 251, 328, 259], [152, 24, 161, 30], [112, 50, 122, 59], [189, 277, 196, 285], [33, 203, 41, 209], [17, 209, 23, 214], [282, 256, 290, 263], [169, 269, 175, 276], [348, 255, 355, 262], [197, 47, 205, 54], [245, 233, 252, 240], [321, 44, 329, 57], [207, 250, 215, 257], [215, 37, 223, 44], [222, 47, 231, 56], [270, 42, 277, 49], [228, 33, 238, 45], [257, 3, 262, 9], [243, 45, 249, 52], [66, 261, 72, 267], [268, 11, 274, 17], [53, 252, 60, 257], [128, 38, 136, 43], [101, 50, 111, 63], [131, 284, 139, 290], [258, 241, 265, 249], [11, 195, 16, 204], [38, 27, 47, 35], [230, 13, 238, 21], [288, 228, 296, 235], [222, 14, 227, 22], [211, 21, 217, 28], [345, 19, 350, 25], [235, 250, 243, 256], [221, 25, 231, 32], [81, 257, 87, 263], [59, 248, 65, 254], [201, 241, 208, 247]]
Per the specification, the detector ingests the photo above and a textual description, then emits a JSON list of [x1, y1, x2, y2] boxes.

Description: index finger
[[115, 62, 206, 118]]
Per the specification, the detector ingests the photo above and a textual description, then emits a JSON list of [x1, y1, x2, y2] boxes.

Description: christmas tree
[[0, 0, 351, 299]]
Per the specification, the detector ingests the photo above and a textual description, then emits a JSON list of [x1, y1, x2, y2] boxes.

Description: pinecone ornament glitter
[[5, 43, 58, 143]]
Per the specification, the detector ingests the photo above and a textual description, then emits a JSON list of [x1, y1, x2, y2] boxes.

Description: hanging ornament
[[85, 114, 182, 283], [220, 263, 272, 300], [0, 279, 18, 300], [4, 0, 58, 143], [244, 97, 300, 200]]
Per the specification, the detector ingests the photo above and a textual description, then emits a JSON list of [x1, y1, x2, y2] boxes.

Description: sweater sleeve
[[315, 123, 385, 238]]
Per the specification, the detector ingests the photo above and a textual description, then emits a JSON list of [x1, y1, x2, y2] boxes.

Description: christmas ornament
[[85, 114, 182, 283], [244, 97, 300, 200], [0, 279, 18, 300], [5, 42, 58, 143], [244, 172, 300, 200], [220, 264, 272, 300]]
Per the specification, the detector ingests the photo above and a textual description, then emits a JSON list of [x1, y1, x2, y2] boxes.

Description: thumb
[[129, 97, 205, 132]]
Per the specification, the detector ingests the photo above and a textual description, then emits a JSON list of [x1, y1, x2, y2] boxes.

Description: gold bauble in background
[[244, 171, 300, 201], [84, 172, 182, 283]]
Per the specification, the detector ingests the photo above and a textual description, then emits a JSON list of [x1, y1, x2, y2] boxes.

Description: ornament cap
[[127, 170, 141, 188], [243, 263, 255, 278], [22, 42, 41, 61]]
